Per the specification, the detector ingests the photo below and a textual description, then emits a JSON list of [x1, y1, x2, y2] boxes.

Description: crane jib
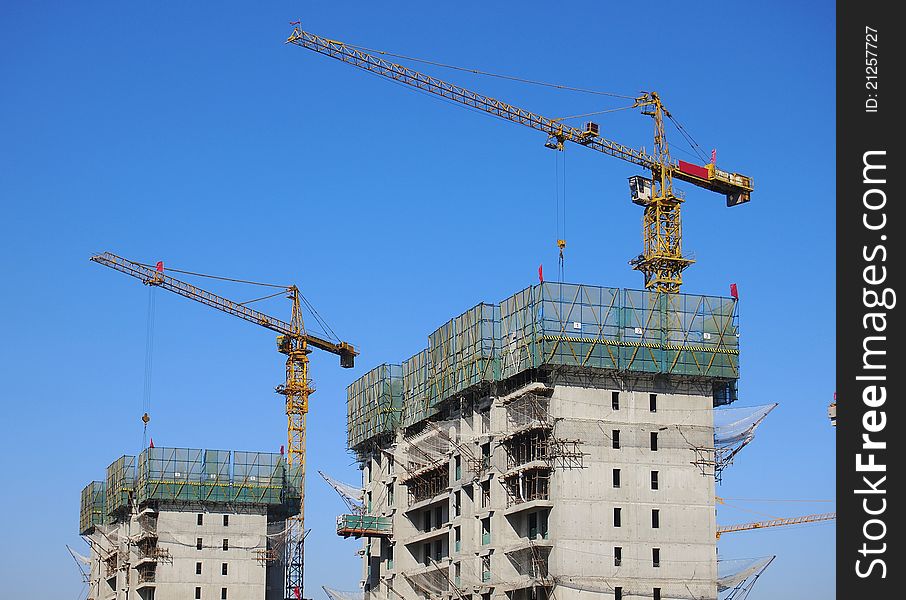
[[286, 27, 755, 292], [90, 251, 358, 595], [287, 27, 753, 198], [90, 252, 357, 365]]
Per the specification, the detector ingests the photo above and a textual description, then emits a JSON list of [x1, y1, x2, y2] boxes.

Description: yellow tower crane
[[90, 251, 357, 600], [716, 513, 837, 539], [286, 27, 754, 293]]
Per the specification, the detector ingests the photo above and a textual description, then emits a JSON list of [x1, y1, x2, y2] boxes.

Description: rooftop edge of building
[[80, 446, 300, 535], [346, 281, 740, 452]]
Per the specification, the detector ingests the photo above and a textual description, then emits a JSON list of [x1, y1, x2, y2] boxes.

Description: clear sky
[[0, 2, 835, 598]]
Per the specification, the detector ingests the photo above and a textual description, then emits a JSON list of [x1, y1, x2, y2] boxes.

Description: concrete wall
[[548, 384, 717, 600], [86, 505, 284, 600], [356, 372, 719, 600], [152, 508, 268, 599]]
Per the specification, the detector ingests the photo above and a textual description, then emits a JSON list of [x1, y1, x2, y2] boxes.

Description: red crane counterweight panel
[[677, 160, 710, 180]]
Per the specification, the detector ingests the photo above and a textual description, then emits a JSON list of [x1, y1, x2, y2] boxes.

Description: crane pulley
[[286, 26, 754, 293], [91, 251, 357, 600]]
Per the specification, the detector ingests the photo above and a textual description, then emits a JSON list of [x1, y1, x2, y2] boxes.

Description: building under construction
[[79, 447, 300, 600], [75, 22, 784, 599], [329, 282, 773, 600]]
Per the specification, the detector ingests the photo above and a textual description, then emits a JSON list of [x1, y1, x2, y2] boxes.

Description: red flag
[[280, 445, 285, 455], [149, 438, 154, 449], [293, 587, 301, 599], [729, 283, 738, 299], [538, 264, 543, 283], [155, 261, 164, 273], [710, 148, 716, 164]]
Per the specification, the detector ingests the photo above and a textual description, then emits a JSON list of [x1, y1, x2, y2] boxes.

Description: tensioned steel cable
[[668, 114, 710, 163], [135, 261, 344, 341], [343, 42, 638, 99], [141, 285, 156, 450], [134, 261, 287, 289]]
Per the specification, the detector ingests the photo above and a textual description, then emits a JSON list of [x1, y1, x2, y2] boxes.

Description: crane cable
[[141, 286, 156, 450], [341, 42, 637, 100], [555, 148, 567, 282], [338, 36, 712, 166], [134, 261, 287, 289], [332, 41, 720, 283], [667, 113, 711, 164], [298, 291, 341, 343], [720, 497, 834, 504], [552, 105, 636, 122], [136, 260, 343, 343]]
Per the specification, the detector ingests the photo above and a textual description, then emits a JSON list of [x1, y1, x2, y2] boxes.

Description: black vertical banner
[[838, 0, 901, 596]]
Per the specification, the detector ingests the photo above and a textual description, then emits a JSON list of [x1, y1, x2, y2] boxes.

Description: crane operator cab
[[628, 175, 653, 206]]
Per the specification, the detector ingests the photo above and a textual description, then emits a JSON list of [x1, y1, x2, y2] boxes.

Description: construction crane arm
[[285, 27, 753, 204], [716, 512, 836, 539], [92, 250, 358, 597], [90, 251, 357, 367]]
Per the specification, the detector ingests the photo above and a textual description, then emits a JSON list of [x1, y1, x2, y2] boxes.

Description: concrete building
[[339, 282, 740, 600], [79, 448, 298, 600]]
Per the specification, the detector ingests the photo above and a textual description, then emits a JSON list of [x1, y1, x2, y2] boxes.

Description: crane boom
[[287, 29, 654, 168], [716, 513, 836, 539], [90, 252, 356, 364], [286, 27, 754, 292], [91, 251, 357, 600]]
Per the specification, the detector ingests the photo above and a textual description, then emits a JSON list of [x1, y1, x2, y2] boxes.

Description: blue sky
[[0, 2, 835, 598]]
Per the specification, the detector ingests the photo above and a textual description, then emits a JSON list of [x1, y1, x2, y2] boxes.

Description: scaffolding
[[347, 363, 403, 449], [105, 455, 135, 518], [501, 389, 585, 481], [83, 448, 298, 532], [515, 284, 739, 380], [135, 448, 203, 503], [403, 420, 455, 472], [136, 447, 290, 505], [401, 349, 435, 428], [502, 467, 551, 507], [346, 282, 739, 451], [423, 420, 486, 482], [404, 464, 447, 505], [504, 392, 553, 432], [136, 536, 171, 563], [79, 481, 107, 535], [429, 303, 500, 403], [103, 551, 118, 579], [233, 450, 293, 505], [404, 564, 451, 597], [505, 543, 553, 585], [503, 430, 551, 470]]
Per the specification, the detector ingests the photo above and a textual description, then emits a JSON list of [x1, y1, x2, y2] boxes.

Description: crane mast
[[286, 27, 754, 293], [90, 252, 357, 600], [631, 91, 692, 291], [282, 287, 310, 600]]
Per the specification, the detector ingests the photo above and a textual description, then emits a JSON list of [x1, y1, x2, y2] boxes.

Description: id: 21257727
[[865, 26, 879, 113]]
